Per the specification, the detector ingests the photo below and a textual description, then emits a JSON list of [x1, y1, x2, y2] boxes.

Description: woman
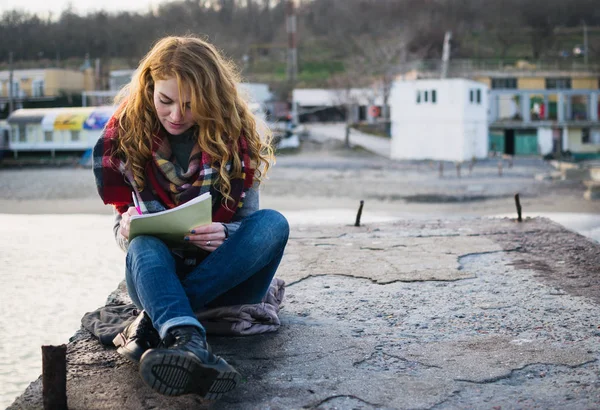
[[93, 36, 289, 400]]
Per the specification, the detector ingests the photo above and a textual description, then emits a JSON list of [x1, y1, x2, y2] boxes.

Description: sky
[[0, 0, 178, 15]]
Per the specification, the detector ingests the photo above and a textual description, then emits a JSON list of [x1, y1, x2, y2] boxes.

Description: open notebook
[[129, 192, 212, 243]]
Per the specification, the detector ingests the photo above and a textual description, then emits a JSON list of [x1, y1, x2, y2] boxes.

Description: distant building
[[476, 73, 600, 160], [389, 79, 488, 162], [405, 59, 600, 159], [292, 88, 383, 123], [238, 83, 273, 105], [109, 69, 136, 92], [6, 105, 116, 157], [0, 68, 95, 111]]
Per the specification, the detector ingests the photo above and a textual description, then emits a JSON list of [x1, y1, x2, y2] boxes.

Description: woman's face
[[153, 77, 194, 135]]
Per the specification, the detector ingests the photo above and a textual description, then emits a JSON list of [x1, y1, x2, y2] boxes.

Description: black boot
[[112, 310, 160, 362], [139, 326, 240, 399]]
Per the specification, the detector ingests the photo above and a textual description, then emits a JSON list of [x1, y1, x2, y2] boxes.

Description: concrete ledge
[[9, 218, 600, 409]]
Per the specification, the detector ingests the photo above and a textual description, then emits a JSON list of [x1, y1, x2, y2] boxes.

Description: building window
[[416, 90, 421, 104], [546, 78, 571, 89], [492, 78, 517, 89], [591, 129, 600, 144], [18, 125, 26, 142], [476, 89, 481, 104], [431, 90, 437, 103], [44, 131, 53, 142], [11, 81, 21, 97], [71, 130, 80, 141], [32, 79, 44, 97], [582, 128, 591, 144], [469, 90, 474, 103], [424, 90, 428, 102]]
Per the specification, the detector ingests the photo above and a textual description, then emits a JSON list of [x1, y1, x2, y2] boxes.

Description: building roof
[[238, 83, 273, 104], [0, 68, 85, 81], [109, 69, 136, 77], [293, 88, 383, 106], [7, 108, 61, 124], [6, 106, 114, 129]]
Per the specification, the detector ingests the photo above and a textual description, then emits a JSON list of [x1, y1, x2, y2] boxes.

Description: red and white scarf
[[93, 115, 254, 223]]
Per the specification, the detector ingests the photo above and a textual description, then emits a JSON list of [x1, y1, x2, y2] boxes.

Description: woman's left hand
[[186, 223, 227, 252]]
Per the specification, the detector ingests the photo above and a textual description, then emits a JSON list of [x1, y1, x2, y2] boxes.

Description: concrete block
[[562, 168, 591, 181]]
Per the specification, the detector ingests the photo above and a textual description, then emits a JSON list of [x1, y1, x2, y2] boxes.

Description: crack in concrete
[[427, 388, 463, 410], [354, 350, 442, 370], [414, 234, 461, 238], [403, 229, 549, 240], [478, 305, 512, 310], [286, 272, 473, 287], [237, 346, 359, 362], [304, 394, 383, 409], [290, 233, 349, 240], [454, 359, 598, 384], [465, 230, 542, 237], [286, 273, 380, 287], [457, 247, 521, 261]]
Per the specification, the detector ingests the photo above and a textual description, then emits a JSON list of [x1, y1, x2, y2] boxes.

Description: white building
[[389, 79, 489, 162], [238, 83, 273, 105], [292, 88, 384, 123]]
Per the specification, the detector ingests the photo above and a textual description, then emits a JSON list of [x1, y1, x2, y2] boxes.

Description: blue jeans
[[125, 209, 289, 339]]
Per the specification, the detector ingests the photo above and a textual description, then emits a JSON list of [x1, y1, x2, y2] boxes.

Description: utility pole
[[583, 20, 589, 67], [441, 31, 452, 79], [286, 0, 298, 83], [8, 51, 14, 115]]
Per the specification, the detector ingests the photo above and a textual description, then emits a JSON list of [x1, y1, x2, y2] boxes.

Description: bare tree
[[482, 0, 525, 59], [349, 27, 426, 128], [327, 60, 371, 147]]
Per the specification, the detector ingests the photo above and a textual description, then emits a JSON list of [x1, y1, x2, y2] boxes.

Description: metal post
[[557, 93, 565, 123], [286, 0, 298, 83], [514, 193, 522, 222], [42, 344, 67, 410], [521, 92, 531, 123], [95, 58, 101, 90], [354, 200, 364, 227], [583, 20, 588, 67], [565, 95, 572, 122], [441, 31, 452, 79], [8, 51, 14, 115], [590, 92, 598, 122]]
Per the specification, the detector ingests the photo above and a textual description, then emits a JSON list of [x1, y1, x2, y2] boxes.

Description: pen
[[132, 192, 142, 215]]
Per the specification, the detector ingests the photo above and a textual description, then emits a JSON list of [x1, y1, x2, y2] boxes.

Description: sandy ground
[[0, 138, 598, 220]]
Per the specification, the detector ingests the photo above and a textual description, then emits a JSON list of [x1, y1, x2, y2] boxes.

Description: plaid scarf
[[93, 116, 254, 223]]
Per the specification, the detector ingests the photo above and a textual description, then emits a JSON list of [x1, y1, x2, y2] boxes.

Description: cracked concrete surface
[[9, 217, 600, 409], [281, 224, 505, 284]]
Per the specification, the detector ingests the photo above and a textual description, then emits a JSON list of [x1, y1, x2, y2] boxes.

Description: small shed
[[389, 79, 489, 162], [292, 88, 384, 123]]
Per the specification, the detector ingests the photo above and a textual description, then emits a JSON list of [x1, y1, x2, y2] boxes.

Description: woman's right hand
[[119, 207, 139, 240]]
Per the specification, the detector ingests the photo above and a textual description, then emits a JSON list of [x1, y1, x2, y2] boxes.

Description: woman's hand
[[119, 207, 139, 240], [186, 223, 227, 252]]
